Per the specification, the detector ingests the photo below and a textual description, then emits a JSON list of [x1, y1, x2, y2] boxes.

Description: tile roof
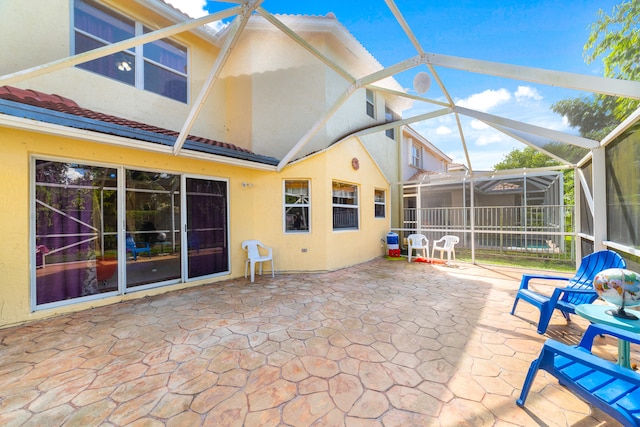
[[0, 86, 277, 164], [408, 169, 438, 181]]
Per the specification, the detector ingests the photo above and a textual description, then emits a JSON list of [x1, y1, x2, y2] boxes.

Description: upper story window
[[374, 189, 386, 218], [411, 143, 422, 168], [366, 89, 375, 118], [332, 181, 359, 230], [74, 0, 188, 103], [385, 106, 399, 139], [284, 180, 310, 233]]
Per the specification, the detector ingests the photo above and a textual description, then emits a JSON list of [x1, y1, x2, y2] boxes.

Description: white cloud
[[470, 119, 488, 130], [515, 85, 542, 102], [475, 133, 505, 146], [164, 0, 207, 17], [163, 0, 229, 31], [457, 88, 511, 112], [436, 126, 452, 135]]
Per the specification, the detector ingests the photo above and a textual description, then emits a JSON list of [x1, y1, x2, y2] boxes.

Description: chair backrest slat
[[564, 250, 626, 304], [242, 240, 264, 259]]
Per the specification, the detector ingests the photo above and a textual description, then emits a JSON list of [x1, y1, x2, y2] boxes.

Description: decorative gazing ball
[[593, 268, 640, 307]]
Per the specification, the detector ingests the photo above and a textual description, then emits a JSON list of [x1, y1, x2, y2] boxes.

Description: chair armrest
[[579, 323, 640, 351], [542, 338, 640, 382], [551, 287, 597, 297], [519, 274, 570, 290], [548, 287, 597, 307]]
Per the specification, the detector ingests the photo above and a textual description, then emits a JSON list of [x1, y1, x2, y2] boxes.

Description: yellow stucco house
[[0, 0, 417, 326]]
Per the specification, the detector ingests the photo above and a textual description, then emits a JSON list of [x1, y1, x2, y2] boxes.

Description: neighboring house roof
[[408, 169, 438, 182], [0, 86, 279, 166]]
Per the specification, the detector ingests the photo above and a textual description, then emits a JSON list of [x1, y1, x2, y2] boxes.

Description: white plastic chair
[[431, 235, 459, 264], [241, 240, 274, 282], [407, 234, 429, 262]]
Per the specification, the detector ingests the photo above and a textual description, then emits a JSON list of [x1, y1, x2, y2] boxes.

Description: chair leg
[[250, 260, 256, 283], [516, 356, 542, 407], [270, 260, 274, 278], [510, 297, 520, 315], [537, 306, 552, 334], [244, 260, 249, 279]]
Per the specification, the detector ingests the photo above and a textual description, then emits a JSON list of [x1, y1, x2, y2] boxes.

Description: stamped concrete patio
[[0, 258, 632, 426]]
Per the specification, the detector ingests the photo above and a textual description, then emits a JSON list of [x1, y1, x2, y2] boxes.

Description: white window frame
[[332, 181, 359, 231], [411, 143, 422, 168], [73, 0, 189, 103], [374, 189, 386, 219], [385, 105, 398, 140], [366, 88, 375, 119], [283, 179, 311, 233]]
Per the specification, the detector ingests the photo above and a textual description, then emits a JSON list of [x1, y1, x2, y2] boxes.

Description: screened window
[[366, 89, 375, 118], [74, 0, 188, 103], [333, 181, 359, 230], [284, 180, 310, 233], [411, 143, 422, 168], [385, 106, 398, 139], [374, 189, 386, 218]]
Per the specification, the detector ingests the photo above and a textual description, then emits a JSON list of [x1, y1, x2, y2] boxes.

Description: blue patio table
[[575, 304, 640, 369]]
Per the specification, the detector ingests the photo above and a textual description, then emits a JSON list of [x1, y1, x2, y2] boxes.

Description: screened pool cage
[[398, 169, 573, 265], [394, 117, 640, 269]]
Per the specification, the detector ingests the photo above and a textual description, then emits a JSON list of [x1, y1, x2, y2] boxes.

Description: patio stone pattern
[[0, 258, 632, 426]]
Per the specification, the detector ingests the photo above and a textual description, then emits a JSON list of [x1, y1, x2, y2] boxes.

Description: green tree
[[493, 146, 559, 170], [585, 0, 640, 120], [493, 147, 574, 206], [552, 0, 639, 138], [551, 96, 619, 140]]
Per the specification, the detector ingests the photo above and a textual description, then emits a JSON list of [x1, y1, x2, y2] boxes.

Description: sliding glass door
[[126, 170, 181, 289], [34, 161, 119, 306], [34, 159, 230, 309]]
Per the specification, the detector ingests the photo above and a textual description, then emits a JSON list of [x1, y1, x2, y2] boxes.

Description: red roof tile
[[0, 85, 252, 154], [408, 169, 438, 181]]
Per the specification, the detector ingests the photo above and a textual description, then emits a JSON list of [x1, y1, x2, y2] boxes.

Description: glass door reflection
[[126, 170, 181, 288]]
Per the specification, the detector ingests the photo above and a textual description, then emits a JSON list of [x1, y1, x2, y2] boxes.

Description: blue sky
[[166, 0, 620, 169]]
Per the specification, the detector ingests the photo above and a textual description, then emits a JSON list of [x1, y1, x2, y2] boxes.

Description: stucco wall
[[0, 0, 227, 143], [220, 25, 390, 160], [0, 127, 388, 327]]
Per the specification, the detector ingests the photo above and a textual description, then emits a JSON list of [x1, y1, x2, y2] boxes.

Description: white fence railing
[[396, 205, 575, 262]]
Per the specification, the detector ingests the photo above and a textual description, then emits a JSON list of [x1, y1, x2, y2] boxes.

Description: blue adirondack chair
[[126, 233, 151, 261], [511, 250, 626, 334], [518, 323, 640, 426]]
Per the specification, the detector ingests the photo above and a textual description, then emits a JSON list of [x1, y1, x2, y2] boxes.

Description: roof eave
[[134, 0, 224, 46], [0, 101, 279, 170]]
